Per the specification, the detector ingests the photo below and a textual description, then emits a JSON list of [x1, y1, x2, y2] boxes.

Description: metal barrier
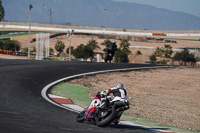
[[1, 22, 200, 36]]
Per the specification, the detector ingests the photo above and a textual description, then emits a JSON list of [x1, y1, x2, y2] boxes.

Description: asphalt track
[[0, 59, 160, 133]]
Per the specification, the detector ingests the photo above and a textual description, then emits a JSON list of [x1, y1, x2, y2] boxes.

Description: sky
[[113, 0, 200, 17]]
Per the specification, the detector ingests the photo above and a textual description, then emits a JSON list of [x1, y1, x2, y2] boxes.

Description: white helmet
[[114, 82, 124, 89]]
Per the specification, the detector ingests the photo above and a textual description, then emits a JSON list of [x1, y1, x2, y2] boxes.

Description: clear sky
[[113, 0, 200, 17]]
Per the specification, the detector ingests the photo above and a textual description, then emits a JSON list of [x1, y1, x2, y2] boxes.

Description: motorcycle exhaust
[[114, 101, 129, 108], [97, 109, 113, 119], [116, 105, 130, 112]]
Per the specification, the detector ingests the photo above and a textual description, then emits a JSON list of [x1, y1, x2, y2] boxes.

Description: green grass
[[0, 32, 37, 38], [51, 83, 91, 108], [51, 82, 199, 133], [0, 32, 58, 38]]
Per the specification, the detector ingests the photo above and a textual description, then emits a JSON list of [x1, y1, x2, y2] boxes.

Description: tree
[[72, 44, 84, 59], [187, 54, 196, 66], [0, 40, 4, 49], [173, 48, 196, 66], [55, 40, 65, 55], [2, 40, 20, 51], [85, 45, 94, 61], [114, 39, 131, 63], [66, 46, 74, 54], [163, 45, 173, 58], [101, 39, 111, 47], [0, 0, 5, 21], [101, 39, 111, 52], [86, 39, 100, 61], [73, 44, 94, 61], [119, 38, 131, 54], [114, 49, 129, 63], [154, 45, 173, 58], [87, 39, 100, 50], [154, 47, 164, 57]]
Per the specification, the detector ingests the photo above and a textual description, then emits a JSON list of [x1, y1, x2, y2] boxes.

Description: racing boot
[[113, 118, 120, 125]]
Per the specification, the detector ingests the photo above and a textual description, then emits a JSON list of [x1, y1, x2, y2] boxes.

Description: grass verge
[[0, 32, 58, 38], [0, 32, 38, 38], [50, 82, 199, 133], [51, 83, 91, 108]]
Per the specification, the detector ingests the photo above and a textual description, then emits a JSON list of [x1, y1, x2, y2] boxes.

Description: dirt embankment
[[70, 67, 200, 132]]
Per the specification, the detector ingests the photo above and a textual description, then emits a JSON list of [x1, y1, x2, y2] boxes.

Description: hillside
[[3, 0, 200, 30]]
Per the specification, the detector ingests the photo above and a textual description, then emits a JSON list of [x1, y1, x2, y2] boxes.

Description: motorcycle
[[76, 93, 130, 127], [104, 49, 114, 63]]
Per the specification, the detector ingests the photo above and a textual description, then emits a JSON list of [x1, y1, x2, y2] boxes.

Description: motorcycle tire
[[76, 110, 86, 122], [104, 54, 109, 62], [95, 107, 117, 127]]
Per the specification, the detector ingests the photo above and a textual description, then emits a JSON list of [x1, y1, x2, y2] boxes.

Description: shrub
[[55, 40, 65, 54], [66, 46, 74, 54], [154, 44, 173, 58], [0, 40, 4, 49], [22, 47, 28, 53], [49, 48, 54, 55], [1, 40, 20, 51], [31, 46, 36, 52], [173, 48, 196, 66], [159, 60, 170, 64], [149, 54, 157, 64], [114, 49, 129, 63], [136, 50, 142, 55], [73, 44, 94, 61]]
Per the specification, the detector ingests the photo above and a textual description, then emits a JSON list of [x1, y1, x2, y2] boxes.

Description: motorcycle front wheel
[[76, 109, 86, 122]]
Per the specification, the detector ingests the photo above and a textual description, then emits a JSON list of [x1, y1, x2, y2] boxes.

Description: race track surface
[[0, 59, 156, 133]]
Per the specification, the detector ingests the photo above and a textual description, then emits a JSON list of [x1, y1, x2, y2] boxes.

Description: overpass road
[[0, 59, 157, 133]]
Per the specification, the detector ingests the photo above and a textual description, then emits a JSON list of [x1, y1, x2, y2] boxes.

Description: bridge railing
[[1, 21, 200, 34]]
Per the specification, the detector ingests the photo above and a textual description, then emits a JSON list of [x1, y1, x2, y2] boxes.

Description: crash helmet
[[114, 82, 124, 89], [112, 41, 116, 44]]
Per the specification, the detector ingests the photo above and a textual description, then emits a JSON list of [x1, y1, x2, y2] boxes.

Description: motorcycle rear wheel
[[95, 108, 117, 127]]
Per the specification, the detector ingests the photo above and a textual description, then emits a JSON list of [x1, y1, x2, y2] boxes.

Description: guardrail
[[129, 46, 183, 52]]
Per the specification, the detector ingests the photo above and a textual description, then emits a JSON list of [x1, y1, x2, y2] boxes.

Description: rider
[[98, 82, 127, 124], [107, 41, 117, 53], [100, 82, 127, 102], [105, 41, 117, 62]]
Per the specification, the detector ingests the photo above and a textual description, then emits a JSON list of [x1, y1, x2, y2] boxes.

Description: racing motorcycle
[[76, 93, 130, 127], [104, 49, 115, 63]]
